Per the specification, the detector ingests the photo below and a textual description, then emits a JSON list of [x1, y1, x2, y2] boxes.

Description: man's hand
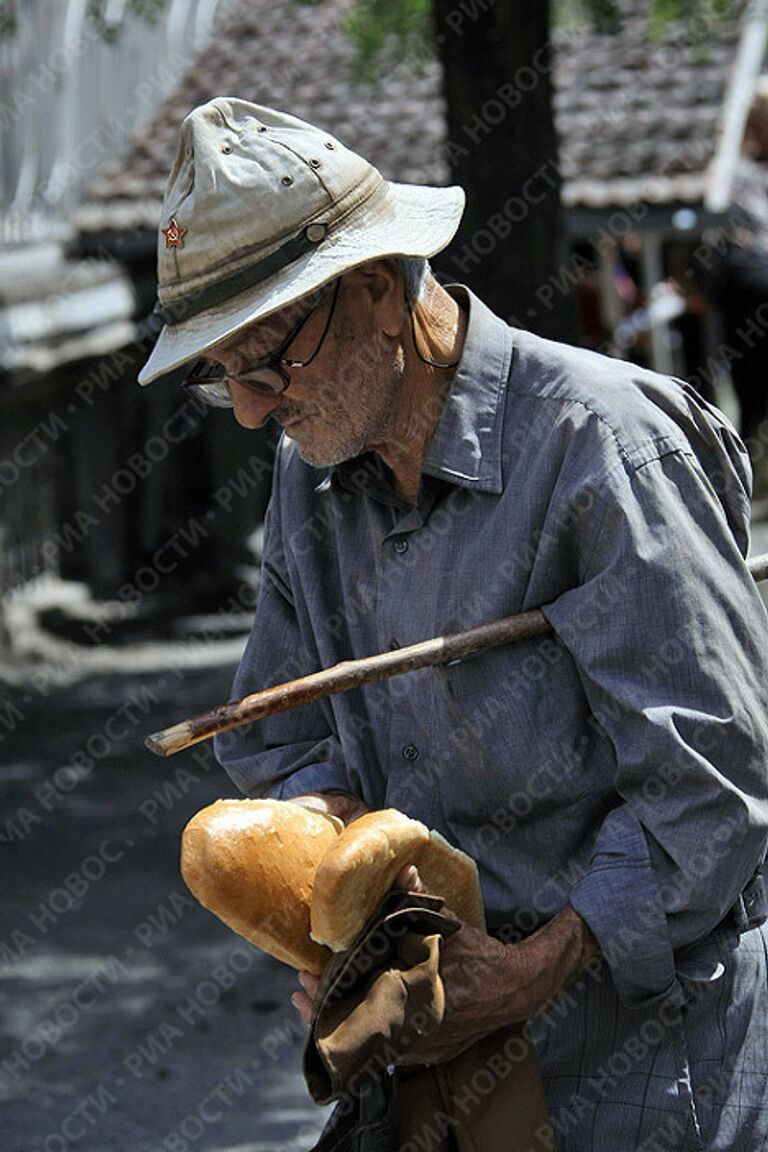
[[291, 859, 600, 1066], [291, 861, 424, 1025], [404, 905, 600, 1066], [289, 791, 371, 826]]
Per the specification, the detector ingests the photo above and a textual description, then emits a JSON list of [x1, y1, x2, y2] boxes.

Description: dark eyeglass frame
[[184, 278, 341, 408]]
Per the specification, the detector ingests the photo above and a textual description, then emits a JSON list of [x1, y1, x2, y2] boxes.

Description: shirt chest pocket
[[439, 634, 563, 704], [433, 640, 608, 814]]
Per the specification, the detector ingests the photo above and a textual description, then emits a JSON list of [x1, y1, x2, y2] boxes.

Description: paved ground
[[5, 519, 768, 1152], [0, 663, 331, 1152]]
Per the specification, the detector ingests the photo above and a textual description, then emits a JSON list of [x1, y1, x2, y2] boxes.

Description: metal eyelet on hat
[[325, 141, 335, 150], [222, 145, 232, 154], [256, 125, 267, 133], [309, 158, 321, 169], [305, 223, 327, 243], [281, 175, 293, 186]]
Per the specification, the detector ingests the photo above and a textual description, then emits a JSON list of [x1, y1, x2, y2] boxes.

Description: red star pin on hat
[[162, 217, 186, 249]]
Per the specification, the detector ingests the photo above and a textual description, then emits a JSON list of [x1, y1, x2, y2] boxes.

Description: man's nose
[[230, 383, 281, 429]]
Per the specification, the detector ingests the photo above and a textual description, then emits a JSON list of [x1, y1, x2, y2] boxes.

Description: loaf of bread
[[310, 809, 486, 950], [310, 808, 430, 949], [414, 828, 487, 936], [181, 798, 342, 975], [181, 799, 486, 970]]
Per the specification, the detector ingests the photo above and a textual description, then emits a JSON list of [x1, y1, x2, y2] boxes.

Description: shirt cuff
[[274, 762, 352, 801], [569, 805, 680, 1008]]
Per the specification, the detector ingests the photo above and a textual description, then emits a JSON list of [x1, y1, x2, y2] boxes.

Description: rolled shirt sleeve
[[544, 447, 768, 1006], [214, 454, 351, 802]]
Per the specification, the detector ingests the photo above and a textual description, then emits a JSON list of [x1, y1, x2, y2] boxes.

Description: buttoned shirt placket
[[333, 459, 448, 827]]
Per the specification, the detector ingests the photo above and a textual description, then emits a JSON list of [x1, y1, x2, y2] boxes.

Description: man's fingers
[[292, 971, 320, 1027], [289, 792, 371, 826], [298, 970, 320, 997], [291, 990, 313, 1026], [394, 864, 425, 892], [290, 793, 331, 814]]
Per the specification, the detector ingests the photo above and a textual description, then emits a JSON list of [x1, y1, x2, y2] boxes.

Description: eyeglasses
[[184, 279, 341, 408]]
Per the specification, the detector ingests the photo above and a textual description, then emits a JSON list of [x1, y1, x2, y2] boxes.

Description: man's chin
[[292, 443, 353, 468], [287, 431, 360, 469]]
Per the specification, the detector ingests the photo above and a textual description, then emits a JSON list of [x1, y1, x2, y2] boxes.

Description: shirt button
[[402, 744, 419, 761], [393, 538, 409, 554]]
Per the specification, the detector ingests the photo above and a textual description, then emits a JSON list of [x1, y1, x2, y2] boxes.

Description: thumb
[[394, 864, 425, 893], [289, 793, 330, 813]]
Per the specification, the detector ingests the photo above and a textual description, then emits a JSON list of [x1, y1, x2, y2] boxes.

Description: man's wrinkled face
[[210, 278, 404, 467]]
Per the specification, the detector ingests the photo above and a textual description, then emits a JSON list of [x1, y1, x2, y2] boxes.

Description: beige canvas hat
[[138, 98, 466, 385]]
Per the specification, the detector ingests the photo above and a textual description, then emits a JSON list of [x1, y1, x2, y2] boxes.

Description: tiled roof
[[78, 0, 747, 232], [555, 4, 741, 207]]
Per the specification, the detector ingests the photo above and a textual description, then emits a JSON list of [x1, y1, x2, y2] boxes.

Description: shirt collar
[[420, 284, 512, 494], [318, 282, 513, 498]]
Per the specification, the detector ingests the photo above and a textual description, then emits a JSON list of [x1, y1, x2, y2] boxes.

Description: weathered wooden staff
[[145, 551, 768, 758]]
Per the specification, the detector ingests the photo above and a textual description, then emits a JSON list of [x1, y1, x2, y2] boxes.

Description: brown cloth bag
[[304, 892, 553, 1152]]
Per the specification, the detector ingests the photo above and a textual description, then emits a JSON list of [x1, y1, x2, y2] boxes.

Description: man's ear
[[344, 259, 404, 338]]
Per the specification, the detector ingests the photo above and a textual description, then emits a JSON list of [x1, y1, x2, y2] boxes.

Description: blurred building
[[0, 0, 273, 637], [2, 0, 767, 634]]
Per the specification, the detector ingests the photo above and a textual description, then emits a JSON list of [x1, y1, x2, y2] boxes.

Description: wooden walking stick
[[145, 551, 768, 758]]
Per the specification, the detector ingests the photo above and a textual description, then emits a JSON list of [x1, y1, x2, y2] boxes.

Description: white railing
[[0, 0, 231, 246]]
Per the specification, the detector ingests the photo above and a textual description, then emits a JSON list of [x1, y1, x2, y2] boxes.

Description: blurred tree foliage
[[297, 0, 746, 340], [0, 0, 744, 50], [0, 0, 169, 39], [572, 0, 744, 37], [0, 0, 16, 35], [86, 0, 169, 41], [298, 0, 745, 77]]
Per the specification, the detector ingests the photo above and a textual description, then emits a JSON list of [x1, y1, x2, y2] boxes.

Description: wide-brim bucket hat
[[138, 98, 465, 385]]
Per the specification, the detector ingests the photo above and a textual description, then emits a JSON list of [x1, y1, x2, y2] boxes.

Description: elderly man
[[140, 98, 768, 1151]]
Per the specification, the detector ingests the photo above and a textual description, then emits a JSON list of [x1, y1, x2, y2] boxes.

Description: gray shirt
[[215, 285, 768, 1013]]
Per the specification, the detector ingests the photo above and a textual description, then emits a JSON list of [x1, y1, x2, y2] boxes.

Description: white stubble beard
[[278, 343, 405, 469]]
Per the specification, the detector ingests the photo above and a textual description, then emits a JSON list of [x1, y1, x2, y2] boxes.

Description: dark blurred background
[[3, 1, 768, 1148]]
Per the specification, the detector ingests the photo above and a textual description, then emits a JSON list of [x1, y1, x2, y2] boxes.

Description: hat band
[[154, 222, 328, 327]]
